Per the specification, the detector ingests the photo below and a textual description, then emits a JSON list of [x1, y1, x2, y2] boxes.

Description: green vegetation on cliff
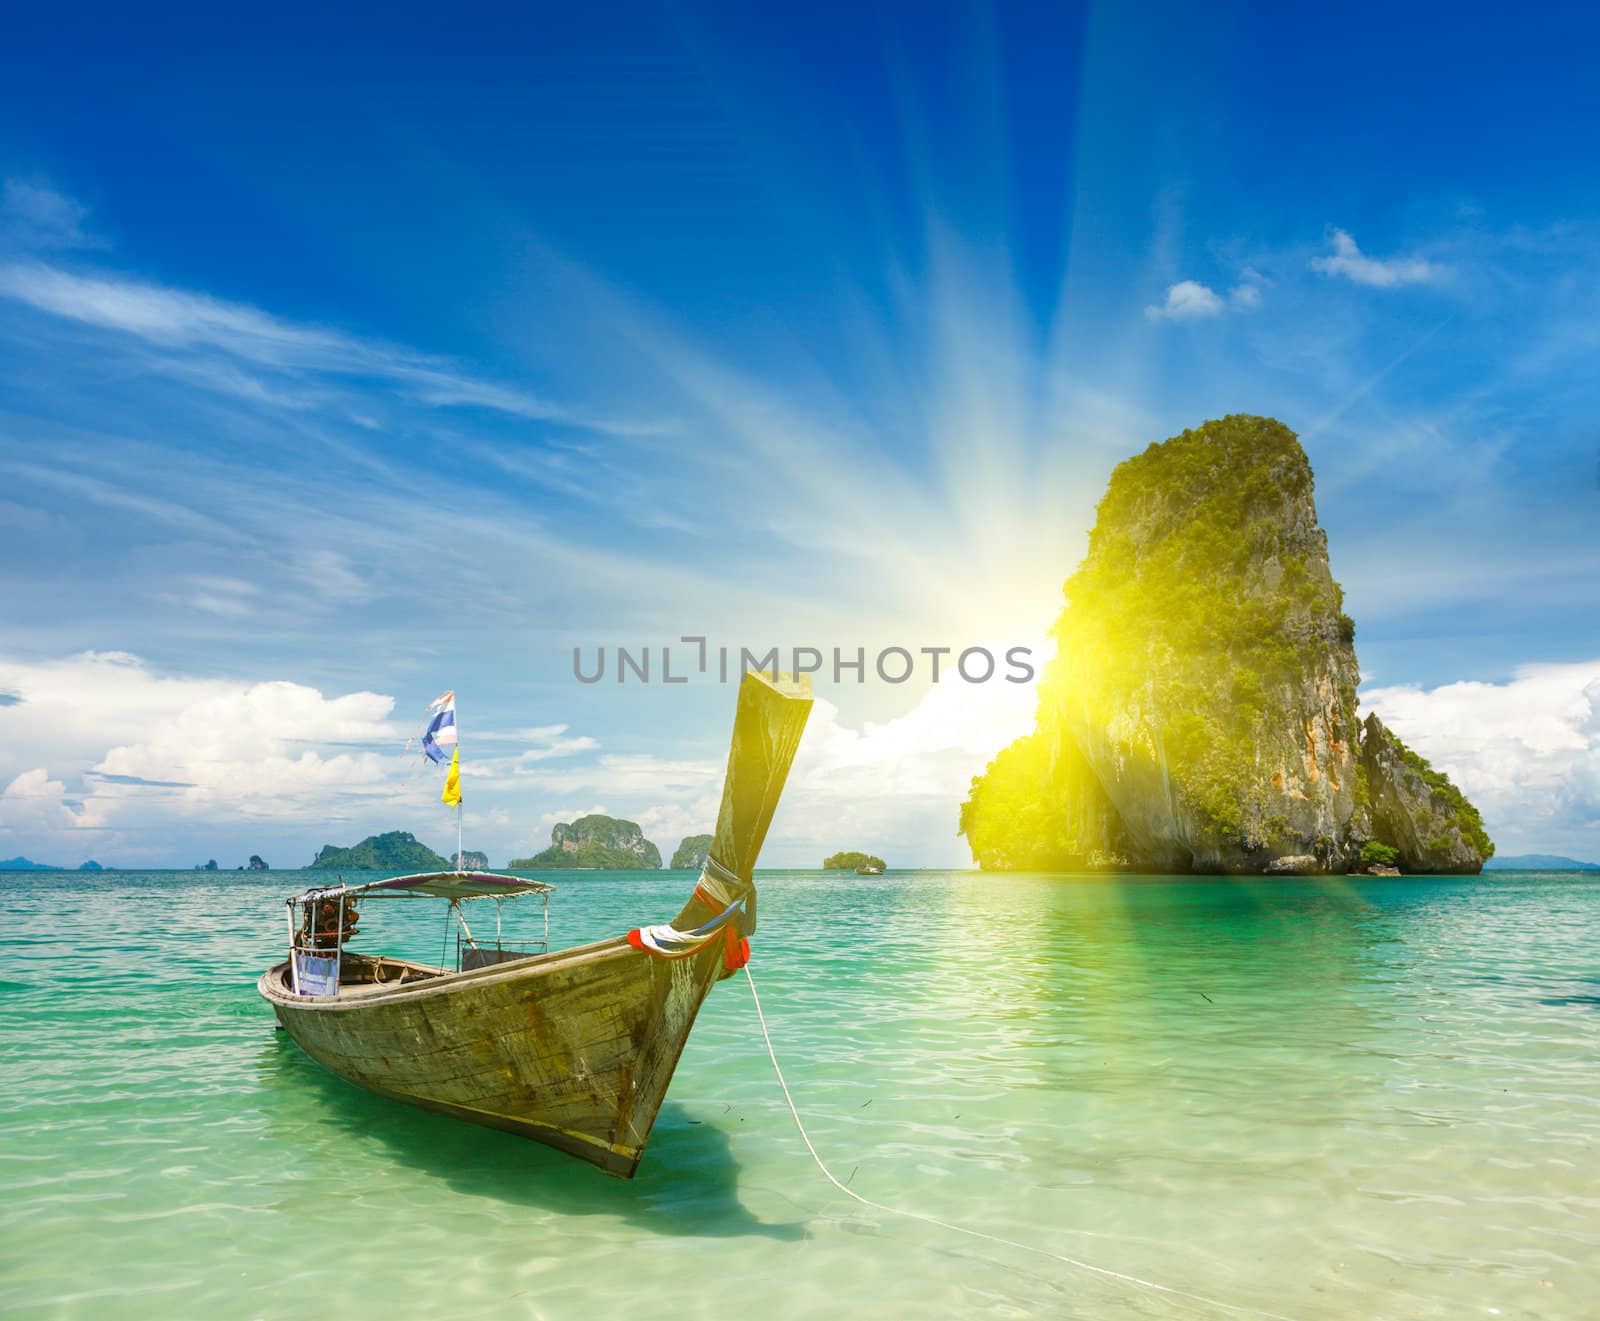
[[670, 834, 714, 869], [1050, 415, 1352, 846], [310, 831, 449, 871], [962, 415, 1492, 875], [959, 733, 1131, 870], [510, 814, 662, 869], [823, 851, 886, 871], [1387, 730, 1493, 860]]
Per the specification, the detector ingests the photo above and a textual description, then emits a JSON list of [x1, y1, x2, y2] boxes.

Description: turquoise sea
[[2, 868, 1597, 1319]]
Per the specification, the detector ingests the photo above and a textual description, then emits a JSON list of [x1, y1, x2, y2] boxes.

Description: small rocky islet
[[304, 821, 708, 872], [310, 831, 459, 871], [961, 414, 1493, 875], [670, 834, 713, 869], [823, 851, 887, 871], [509, 815, 663, 869]]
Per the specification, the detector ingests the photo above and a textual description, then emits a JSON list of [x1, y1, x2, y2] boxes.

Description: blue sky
[[2, 1, 1598, 867]]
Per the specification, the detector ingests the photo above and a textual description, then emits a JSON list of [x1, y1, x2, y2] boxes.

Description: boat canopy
[[296, 871, 556, 903]]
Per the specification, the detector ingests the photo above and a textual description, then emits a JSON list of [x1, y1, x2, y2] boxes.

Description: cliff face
[[511, 815, 663, 869], [671, 834, 713, 869], [961, 415, 1491, 875], [1358, 716, 1490, 871]]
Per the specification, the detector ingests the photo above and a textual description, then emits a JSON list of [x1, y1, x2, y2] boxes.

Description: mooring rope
[[742, 966, 1298, 1321]]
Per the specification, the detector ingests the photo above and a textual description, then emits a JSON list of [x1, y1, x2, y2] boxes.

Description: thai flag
[[422, 691, 456, 764]]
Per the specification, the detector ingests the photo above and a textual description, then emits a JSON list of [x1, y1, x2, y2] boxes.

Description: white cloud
[[0, 637, 1046, 868], [0, 652, 410, 863], [1311, 228, 1444, 288], [1145, 280, 1225, 321], [1363, 659, 1600, 858], [1145, 275, 1263, 321], [1, 768, 93, 836], [0, 652, 720, 867]]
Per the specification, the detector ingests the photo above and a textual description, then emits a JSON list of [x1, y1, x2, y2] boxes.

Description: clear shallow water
[[1, 869, 1597, 1320]]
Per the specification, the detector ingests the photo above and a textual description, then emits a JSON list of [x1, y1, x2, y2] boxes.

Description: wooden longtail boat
[[259, 670, 812, 1177]]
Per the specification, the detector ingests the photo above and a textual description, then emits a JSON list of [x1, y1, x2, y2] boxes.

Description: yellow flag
[[441, 747, 461, 807]]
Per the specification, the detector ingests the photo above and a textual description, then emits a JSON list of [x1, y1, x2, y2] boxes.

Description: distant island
[[824, 851, 886, 872], [0, 856, 110, 871], [671, 834, 713, 869], [509, 815, 662, 869], [961, 416, 1493, 876], [459, 850, 489, 870], [247, 855, 269, 871], [311, 831, 451, 871], [1483, 854, 1599, 872]]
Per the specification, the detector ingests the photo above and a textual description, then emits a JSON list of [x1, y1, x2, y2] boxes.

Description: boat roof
[[295, 871, 556, 902]]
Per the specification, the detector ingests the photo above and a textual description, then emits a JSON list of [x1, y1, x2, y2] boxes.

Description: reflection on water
[[1, 868, 1597, 1319]]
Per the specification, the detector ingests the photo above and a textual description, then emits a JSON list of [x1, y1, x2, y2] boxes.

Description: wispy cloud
[[1312, 228, 1444, 288], [1, 461, 247, 542], [0, 259, 641, 435], [292, 550, 369, 607], [1229, 269, 1265, 308], [0, 179, 104, 251]]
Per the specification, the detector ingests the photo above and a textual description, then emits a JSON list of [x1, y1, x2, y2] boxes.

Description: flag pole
[[457, 707, 463, 872], [425, 690, 464, 872]]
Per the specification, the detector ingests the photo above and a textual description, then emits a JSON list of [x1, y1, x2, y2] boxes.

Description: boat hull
[[260, 932, 728, 1177]]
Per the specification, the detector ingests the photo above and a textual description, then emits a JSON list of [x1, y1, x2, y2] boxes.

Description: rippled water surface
[[2, 869, 1598, 1319]]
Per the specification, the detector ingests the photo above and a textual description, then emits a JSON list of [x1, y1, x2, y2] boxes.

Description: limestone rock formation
[[510, 815, 663, 869], [671, 834, 713, 870], [960, 415, 1492, 875]]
